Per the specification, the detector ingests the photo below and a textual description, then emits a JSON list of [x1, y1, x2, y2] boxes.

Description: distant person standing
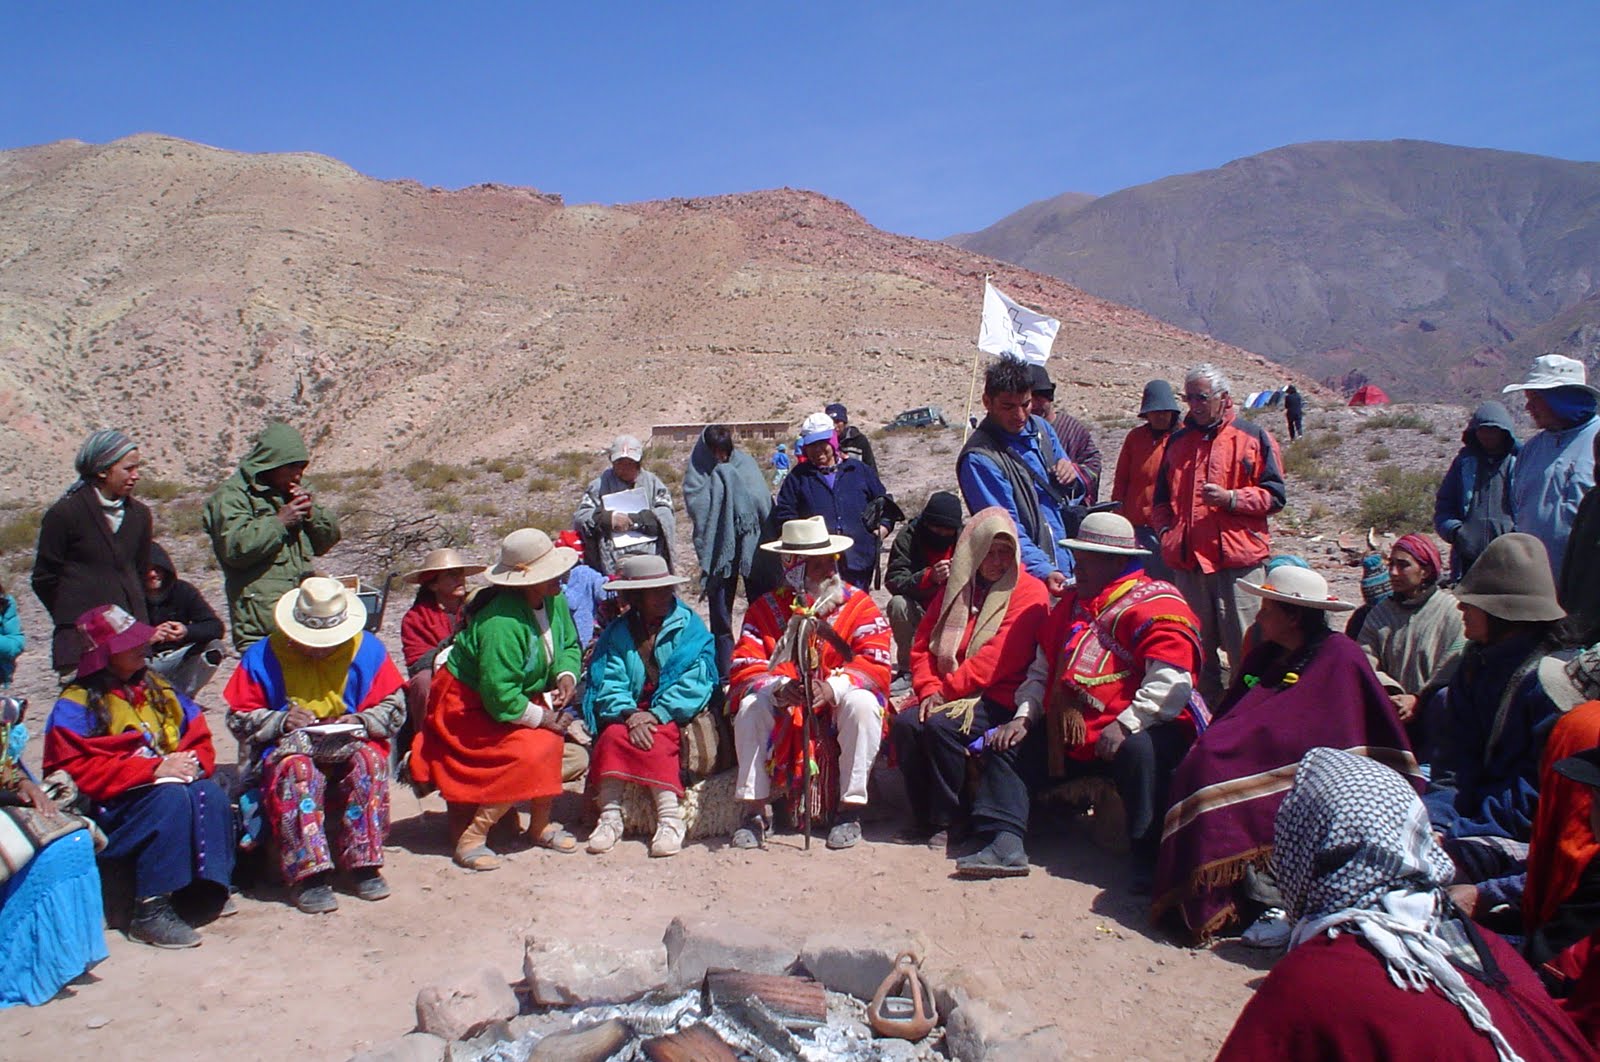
[[770, 443, 791, 489], [1283, 384, 1304, 441], [1111, 380, 1183, 577], [1026, 364, 1102, 503], [33, 429, 152, 679], [826, 403, 877, 472], [1152, 363, 1287, 703], [1433, 401, 1519, 582], [202, 422, 341, 650], [772, 412, 891, 590], [575, 435, 677, 577], [1505, 354, 1600, 586]]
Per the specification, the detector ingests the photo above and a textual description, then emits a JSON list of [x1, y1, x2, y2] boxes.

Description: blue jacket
[[581, 599, 716, 729], [956, 414, 1072, 581], [561, 563, 611, 650], [1424, 633, 1558, 843], [771, 457, 889, 578], [1434, 402, 1519, 580], [0, 594, 23, 688], [1511, 415, 1599, 585]]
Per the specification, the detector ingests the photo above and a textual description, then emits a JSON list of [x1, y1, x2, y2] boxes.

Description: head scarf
[[1264, 554, 1311, 573], [1275, 747, 1526, 1062], [1541, 386, 1599, 429], [1524, 702, 1600, 930], [1392, 534, 1442, 582], [66, 429, 136, 496], [929, 508, 1019, 676]]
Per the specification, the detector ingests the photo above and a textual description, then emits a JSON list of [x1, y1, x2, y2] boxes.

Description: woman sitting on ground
[[581, 555, 716, 858], [398, 548, 485, 762], [1215, 747, 1590, 1061], [224, 578, 405, 914], [889, 507, 1048, 853], [410, 529, 583, 870], [0, 694, 107, 1006], [44, 605, 234, 949], [1153, 565, 1417, 945]]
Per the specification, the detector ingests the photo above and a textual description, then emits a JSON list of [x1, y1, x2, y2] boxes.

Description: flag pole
[[962, 274, 988, 443]]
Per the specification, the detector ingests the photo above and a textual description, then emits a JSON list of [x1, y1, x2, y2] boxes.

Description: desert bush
[[1358, 411, 1434, 434], [426, 492, 461, 514], [1356, 465, 1439, 532], [1283, 432, 1341, 489], [539, 450, 595, 481], [0, 508, 42, 554], [1365, 443, 1391, 462], [403, 460, 472, 491], [528, 475, 559, 494], [139, 477, 190, 502], [492, 507, 572, 540], [163, 500, 206, 537], [484, 458, 526, 483]]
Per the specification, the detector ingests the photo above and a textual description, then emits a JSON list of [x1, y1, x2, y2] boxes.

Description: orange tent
[[1348, 384, 1390, 406]]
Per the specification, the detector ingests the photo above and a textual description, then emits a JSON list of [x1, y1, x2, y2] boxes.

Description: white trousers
[[733, 683, 882, 806]]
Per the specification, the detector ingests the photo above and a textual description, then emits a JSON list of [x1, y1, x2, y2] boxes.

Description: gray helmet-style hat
[[1453, 532, 1565, 623]]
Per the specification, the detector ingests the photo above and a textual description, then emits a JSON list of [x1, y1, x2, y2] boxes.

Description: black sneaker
[[129, 895, 201, 949], [351, 868, 391, 902], [292, 874, 340, 914]]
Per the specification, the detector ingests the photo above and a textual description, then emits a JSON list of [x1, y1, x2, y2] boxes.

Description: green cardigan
[[447, 590, 581, 722]]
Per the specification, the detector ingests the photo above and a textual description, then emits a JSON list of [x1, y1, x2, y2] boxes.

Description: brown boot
[[454, 803, 511, 871]]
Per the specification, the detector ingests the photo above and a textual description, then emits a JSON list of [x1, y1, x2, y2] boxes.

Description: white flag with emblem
[[977, 280, 1059, 364]]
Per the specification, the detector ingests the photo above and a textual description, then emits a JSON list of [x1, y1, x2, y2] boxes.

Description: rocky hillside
[[0, 134, 1308, 505], [949, 139, 1600, 400]]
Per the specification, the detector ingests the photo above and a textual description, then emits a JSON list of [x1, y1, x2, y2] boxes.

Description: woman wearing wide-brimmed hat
[[224, 577, 406, 914], [410, 529, 583, 870], [1153, 564, 1420, 946], [397, 548, 486, 762], [580, 555, 716, 858]]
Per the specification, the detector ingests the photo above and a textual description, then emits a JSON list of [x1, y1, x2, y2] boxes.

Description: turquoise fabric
[[582, 599, 715, 728], [0, 830, 107, 1007]]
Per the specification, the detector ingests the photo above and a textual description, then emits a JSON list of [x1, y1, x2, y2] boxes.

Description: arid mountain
[[0, 134, 1300, 504], [949, 140, 1600, 400]]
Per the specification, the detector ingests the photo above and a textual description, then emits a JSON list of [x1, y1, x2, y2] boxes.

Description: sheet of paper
[[602, 487, 656, 549]]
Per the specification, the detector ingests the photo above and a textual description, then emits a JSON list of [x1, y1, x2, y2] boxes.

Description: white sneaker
[[650, 818, 685, 858], [587, 815, 622, 854], [1241, 907, 1292, 949]]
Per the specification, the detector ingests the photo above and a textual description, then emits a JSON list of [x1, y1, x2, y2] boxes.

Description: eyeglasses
[[1183, 392, 1214, 403]]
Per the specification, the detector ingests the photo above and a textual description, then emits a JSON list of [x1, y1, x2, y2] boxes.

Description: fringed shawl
[[928, 507, 1018, 675]]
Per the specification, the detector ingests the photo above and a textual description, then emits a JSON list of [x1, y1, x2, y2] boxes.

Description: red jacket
[[1111, 422, 1174, 530], [910, 571, 1049, 710], [400, 593, 458, 671], [1151, 408, 1285, 573]]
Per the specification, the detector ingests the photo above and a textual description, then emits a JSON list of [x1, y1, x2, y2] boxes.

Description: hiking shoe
[[826, 808, 863, 850], [954, 833, 1030, 878], [1241, 907, 1292, 949], [731, 812, 767, 850], [292, 875, 340, 915], [351, 869, 391, 902], [130, 895, 201, 949]]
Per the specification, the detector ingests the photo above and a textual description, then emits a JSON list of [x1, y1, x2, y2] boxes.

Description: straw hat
[[1059, 512, 1150, 556], [274, 577, 368, 648], [1502, 354, 1600, 399], [402, 547, 487, 585], [74, 604, 156, 677], [759, 515, 854, 556], [1538, 645, 1600, 712], [484, 528, 579, 587], [1239, 567, 1355, 612], [1453, 532, 1564, 622], [603, 554, 687, 592]]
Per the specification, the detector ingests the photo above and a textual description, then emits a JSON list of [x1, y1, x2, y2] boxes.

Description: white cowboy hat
[[1239, 567, 1355, 612], [274, 577, 368, 648], [484, 528, 579, 587], [798, 412, 835, 447], [759, 515, 855, 556], [402, 547, 487, 585], [1059, 511, 1150, 556], [603, 554, 687, 591], [1502, 354, 1600, 399]]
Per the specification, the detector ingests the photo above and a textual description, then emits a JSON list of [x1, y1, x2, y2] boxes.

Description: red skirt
[[410, 667, 563, 804], [589, 720, 682, 795]]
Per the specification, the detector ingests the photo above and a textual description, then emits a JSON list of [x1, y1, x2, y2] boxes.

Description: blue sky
[[5, 2, 1596, 238]]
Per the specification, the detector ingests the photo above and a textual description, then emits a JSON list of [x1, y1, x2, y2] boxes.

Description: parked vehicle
[[886, 406, 949, 430]]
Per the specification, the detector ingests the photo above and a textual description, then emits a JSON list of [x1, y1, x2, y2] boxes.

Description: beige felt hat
[[484, 528, 579, 587], [275, 577, 368, 648], [402, 547, 487, 585], [603, 554, 687, 592], [759, 515, 855, 556], [1240, 567, 1355, 612], [1060, 512, 1150, 556], [1502, 354, 1600, 399]]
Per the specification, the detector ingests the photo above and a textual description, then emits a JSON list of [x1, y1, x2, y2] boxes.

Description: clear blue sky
[[5, 2, 1596, 238]]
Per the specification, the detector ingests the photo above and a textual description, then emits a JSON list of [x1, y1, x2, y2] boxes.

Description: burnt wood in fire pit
[[640, 1023, 740, 1062], [703, 968, 828, 1029]]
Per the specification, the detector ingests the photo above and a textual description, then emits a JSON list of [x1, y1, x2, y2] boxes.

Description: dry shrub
[[1358, 411, 1434, 434], [1356, 465, 1439, 532], [0, 509, 42, 554]]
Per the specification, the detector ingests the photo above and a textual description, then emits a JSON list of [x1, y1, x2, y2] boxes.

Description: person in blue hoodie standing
[[1505, 355, 1600, 586], [771, 412, 891, 590], [1434, 400, 1520, 582]]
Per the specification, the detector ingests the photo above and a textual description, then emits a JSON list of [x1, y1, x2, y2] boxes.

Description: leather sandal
[[533, 824, 579, 854], [453, 845, 501, 872]]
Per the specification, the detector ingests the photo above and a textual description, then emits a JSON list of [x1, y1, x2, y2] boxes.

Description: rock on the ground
[[528, 1018, 631, 1062], [662, 915, 802, 990], [415, 967, 520, 1042], [797, 927, 930, 1002], [944, 996, 1062, 1062], [349, 1032, 448, 1062], [523, 934, 667, 1005]]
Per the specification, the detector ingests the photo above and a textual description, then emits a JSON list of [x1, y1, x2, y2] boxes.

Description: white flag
[[977, 280, 1059, 364]]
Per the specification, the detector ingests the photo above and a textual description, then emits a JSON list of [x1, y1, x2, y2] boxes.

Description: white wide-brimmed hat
[[1240, 567, 1355, 612], [603, 554, 687, 592], [1502, 354, 1600, 399], [608, 435, 644, 463], [1539, 645, 1600, 712], [1059, 512, 1150, 556], [484, 528, 579, 587], [759, 515, 854, 556], [798, 412, 835, 447], [275, 577, 368, 648], [402, 547, 487, 585]]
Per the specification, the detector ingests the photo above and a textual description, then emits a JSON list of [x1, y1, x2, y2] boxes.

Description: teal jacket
[[582, 599, 715, 729]]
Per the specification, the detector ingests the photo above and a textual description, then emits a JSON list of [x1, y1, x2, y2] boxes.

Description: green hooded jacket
[[202, 423, 341, 648]]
